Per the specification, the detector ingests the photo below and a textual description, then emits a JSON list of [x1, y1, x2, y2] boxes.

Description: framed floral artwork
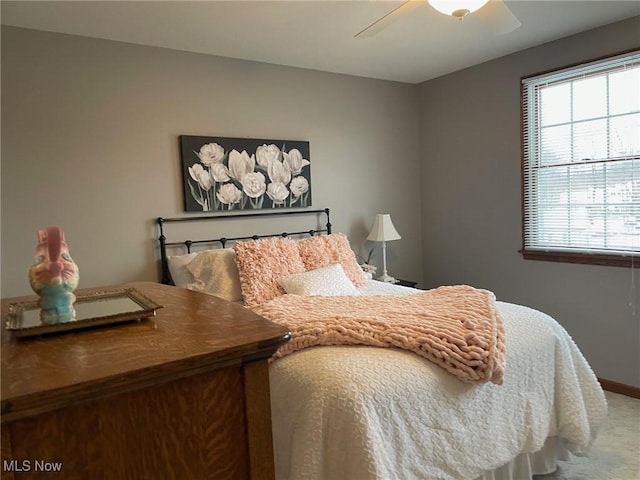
[[179, 135, 311, 212]]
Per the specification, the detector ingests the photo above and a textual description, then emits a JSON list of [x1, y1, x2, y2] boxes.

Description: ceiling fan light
[[428, 0, 489, 18]]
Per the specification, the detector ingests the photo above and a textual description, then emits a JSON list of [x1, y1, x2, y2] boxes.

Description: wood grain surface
[[1, 281, 290, 421], [1, 282, 290, 479]]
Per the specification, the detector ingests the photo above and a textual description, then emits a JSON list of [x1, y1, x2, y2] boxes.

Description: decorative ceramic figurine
[[28, 226, 80, 324]]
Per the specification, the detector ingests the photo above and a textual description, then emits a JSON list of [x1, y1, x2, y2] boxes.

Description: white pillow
[[277, 264, 360, 297], [167, 251, 201, 288], [168, 248, 243, 302]]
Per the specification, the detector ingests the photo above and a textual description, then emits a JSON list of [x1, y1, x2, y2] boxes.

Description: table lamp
[[367, 213, 401, 283]]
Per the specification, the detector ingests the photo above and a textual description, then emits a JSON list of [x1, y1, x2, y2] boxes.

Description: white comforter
[[268, 282, 607, 480]]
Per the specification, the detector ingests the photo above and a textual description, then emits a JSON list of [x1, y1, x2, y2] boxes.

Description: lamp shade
[[367, 214, 401, 242], [428, 0, 489, 17]]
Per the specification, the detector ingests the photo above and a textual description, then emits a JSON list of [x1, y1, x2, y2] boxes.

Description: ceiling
[[1, 1, 638, 84]]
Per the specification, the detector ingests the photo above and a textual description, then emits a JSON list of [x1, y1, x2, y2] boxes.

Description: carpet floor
[[535, 391, 640, 480]]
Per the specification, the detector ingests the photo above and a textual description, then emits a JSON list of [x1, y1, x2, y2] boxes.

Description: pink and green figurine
[[28, 226, 80, 324]]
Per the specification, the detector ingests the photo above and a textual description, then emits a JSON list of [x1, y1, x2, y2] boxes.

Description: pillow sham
[[277, 264, 361, 296], [184, 248, 243, 302], [167, 251, 201, 288], [298, 233, 365, 287], [234, 237, 306, 307]]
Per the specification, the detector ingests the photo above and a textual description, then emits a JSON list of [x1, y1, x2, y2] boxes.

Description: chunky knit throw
[[252, 284, 505, 385]]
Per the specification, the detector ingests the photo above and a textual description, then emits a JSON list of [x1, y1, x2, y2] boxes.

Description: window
[[521, 50, 640, 267]]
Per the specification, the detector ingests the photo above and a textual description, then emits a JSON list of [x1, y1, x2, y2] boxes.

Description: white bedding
[[269, 281, 607, 480]]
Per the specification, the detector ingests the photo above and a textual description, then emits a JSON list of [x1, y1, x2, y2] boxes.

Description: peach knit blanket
[[252, 285, 505, 385]]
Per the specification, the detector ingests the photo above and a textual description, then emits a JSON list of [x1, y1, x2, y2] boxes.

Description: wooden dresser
[[1, 282, 290, 479]]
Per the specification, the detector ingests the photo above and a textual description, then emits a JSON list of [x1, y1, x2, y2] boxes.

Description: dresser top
[[1, 282, 290, 422]]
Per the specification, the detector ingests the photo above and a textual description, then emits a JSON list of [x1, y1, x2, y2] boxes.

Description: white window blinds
[[522, 50, 640, 256]]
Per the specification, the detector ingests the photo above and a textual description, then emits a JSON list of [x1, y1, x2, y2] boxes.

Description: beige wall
[[1, 26, 422, 297], [418, 16, 640, 387]]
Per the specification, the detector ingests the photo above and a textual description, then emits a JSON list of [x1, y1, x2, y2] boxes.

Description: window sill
[[520, 249, 639, 268]]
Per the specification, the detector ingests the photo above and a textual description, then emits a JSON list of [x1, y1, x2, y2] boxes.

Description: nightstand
[[394, 279, 418, 288]]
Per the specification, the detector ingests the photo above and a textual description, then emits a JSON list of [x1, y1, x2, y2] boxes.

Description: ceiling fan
[[354, 0, 521, 38]]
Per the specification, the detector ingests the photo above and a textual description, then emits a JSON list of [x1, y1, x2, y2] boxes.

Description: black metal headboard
[[156, 208, 331, 285]]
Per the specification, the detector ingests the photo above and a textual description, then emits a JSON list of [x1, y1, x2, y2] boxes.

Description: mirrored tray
[[5, 288, 162, 338]]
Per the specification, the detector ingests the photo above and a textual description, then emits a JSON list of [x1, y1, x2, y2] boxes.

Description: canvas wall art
[[180, 135, 311, 212]]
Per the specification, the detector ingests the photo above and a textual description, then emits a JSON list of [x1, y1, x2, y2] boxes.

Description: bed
[[156, 208, 607, 480]]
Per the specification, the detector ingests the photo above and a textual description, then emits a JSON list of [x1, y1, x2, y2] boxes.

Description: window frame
[[520, 49, 640, 269]]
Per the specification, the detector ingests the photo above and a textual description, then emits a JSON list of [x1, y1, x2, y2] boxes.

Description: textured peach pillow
[[234, 237, 306, 307], [298, 233, 365, 287]]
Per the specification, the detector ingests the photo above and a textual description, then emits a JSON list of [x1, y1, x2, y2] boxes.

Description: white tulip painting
[[180, 135, 311, 212]]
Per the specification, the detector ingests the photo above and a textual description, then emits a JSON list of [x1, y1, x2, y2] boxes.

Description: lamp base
[[377, 273, 397, 283]]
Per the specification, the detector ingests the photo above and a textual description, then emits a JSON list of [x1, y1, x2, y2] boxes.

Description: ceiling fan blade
[[355, 0, 426, 38], [474, 0, 521, 35]]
